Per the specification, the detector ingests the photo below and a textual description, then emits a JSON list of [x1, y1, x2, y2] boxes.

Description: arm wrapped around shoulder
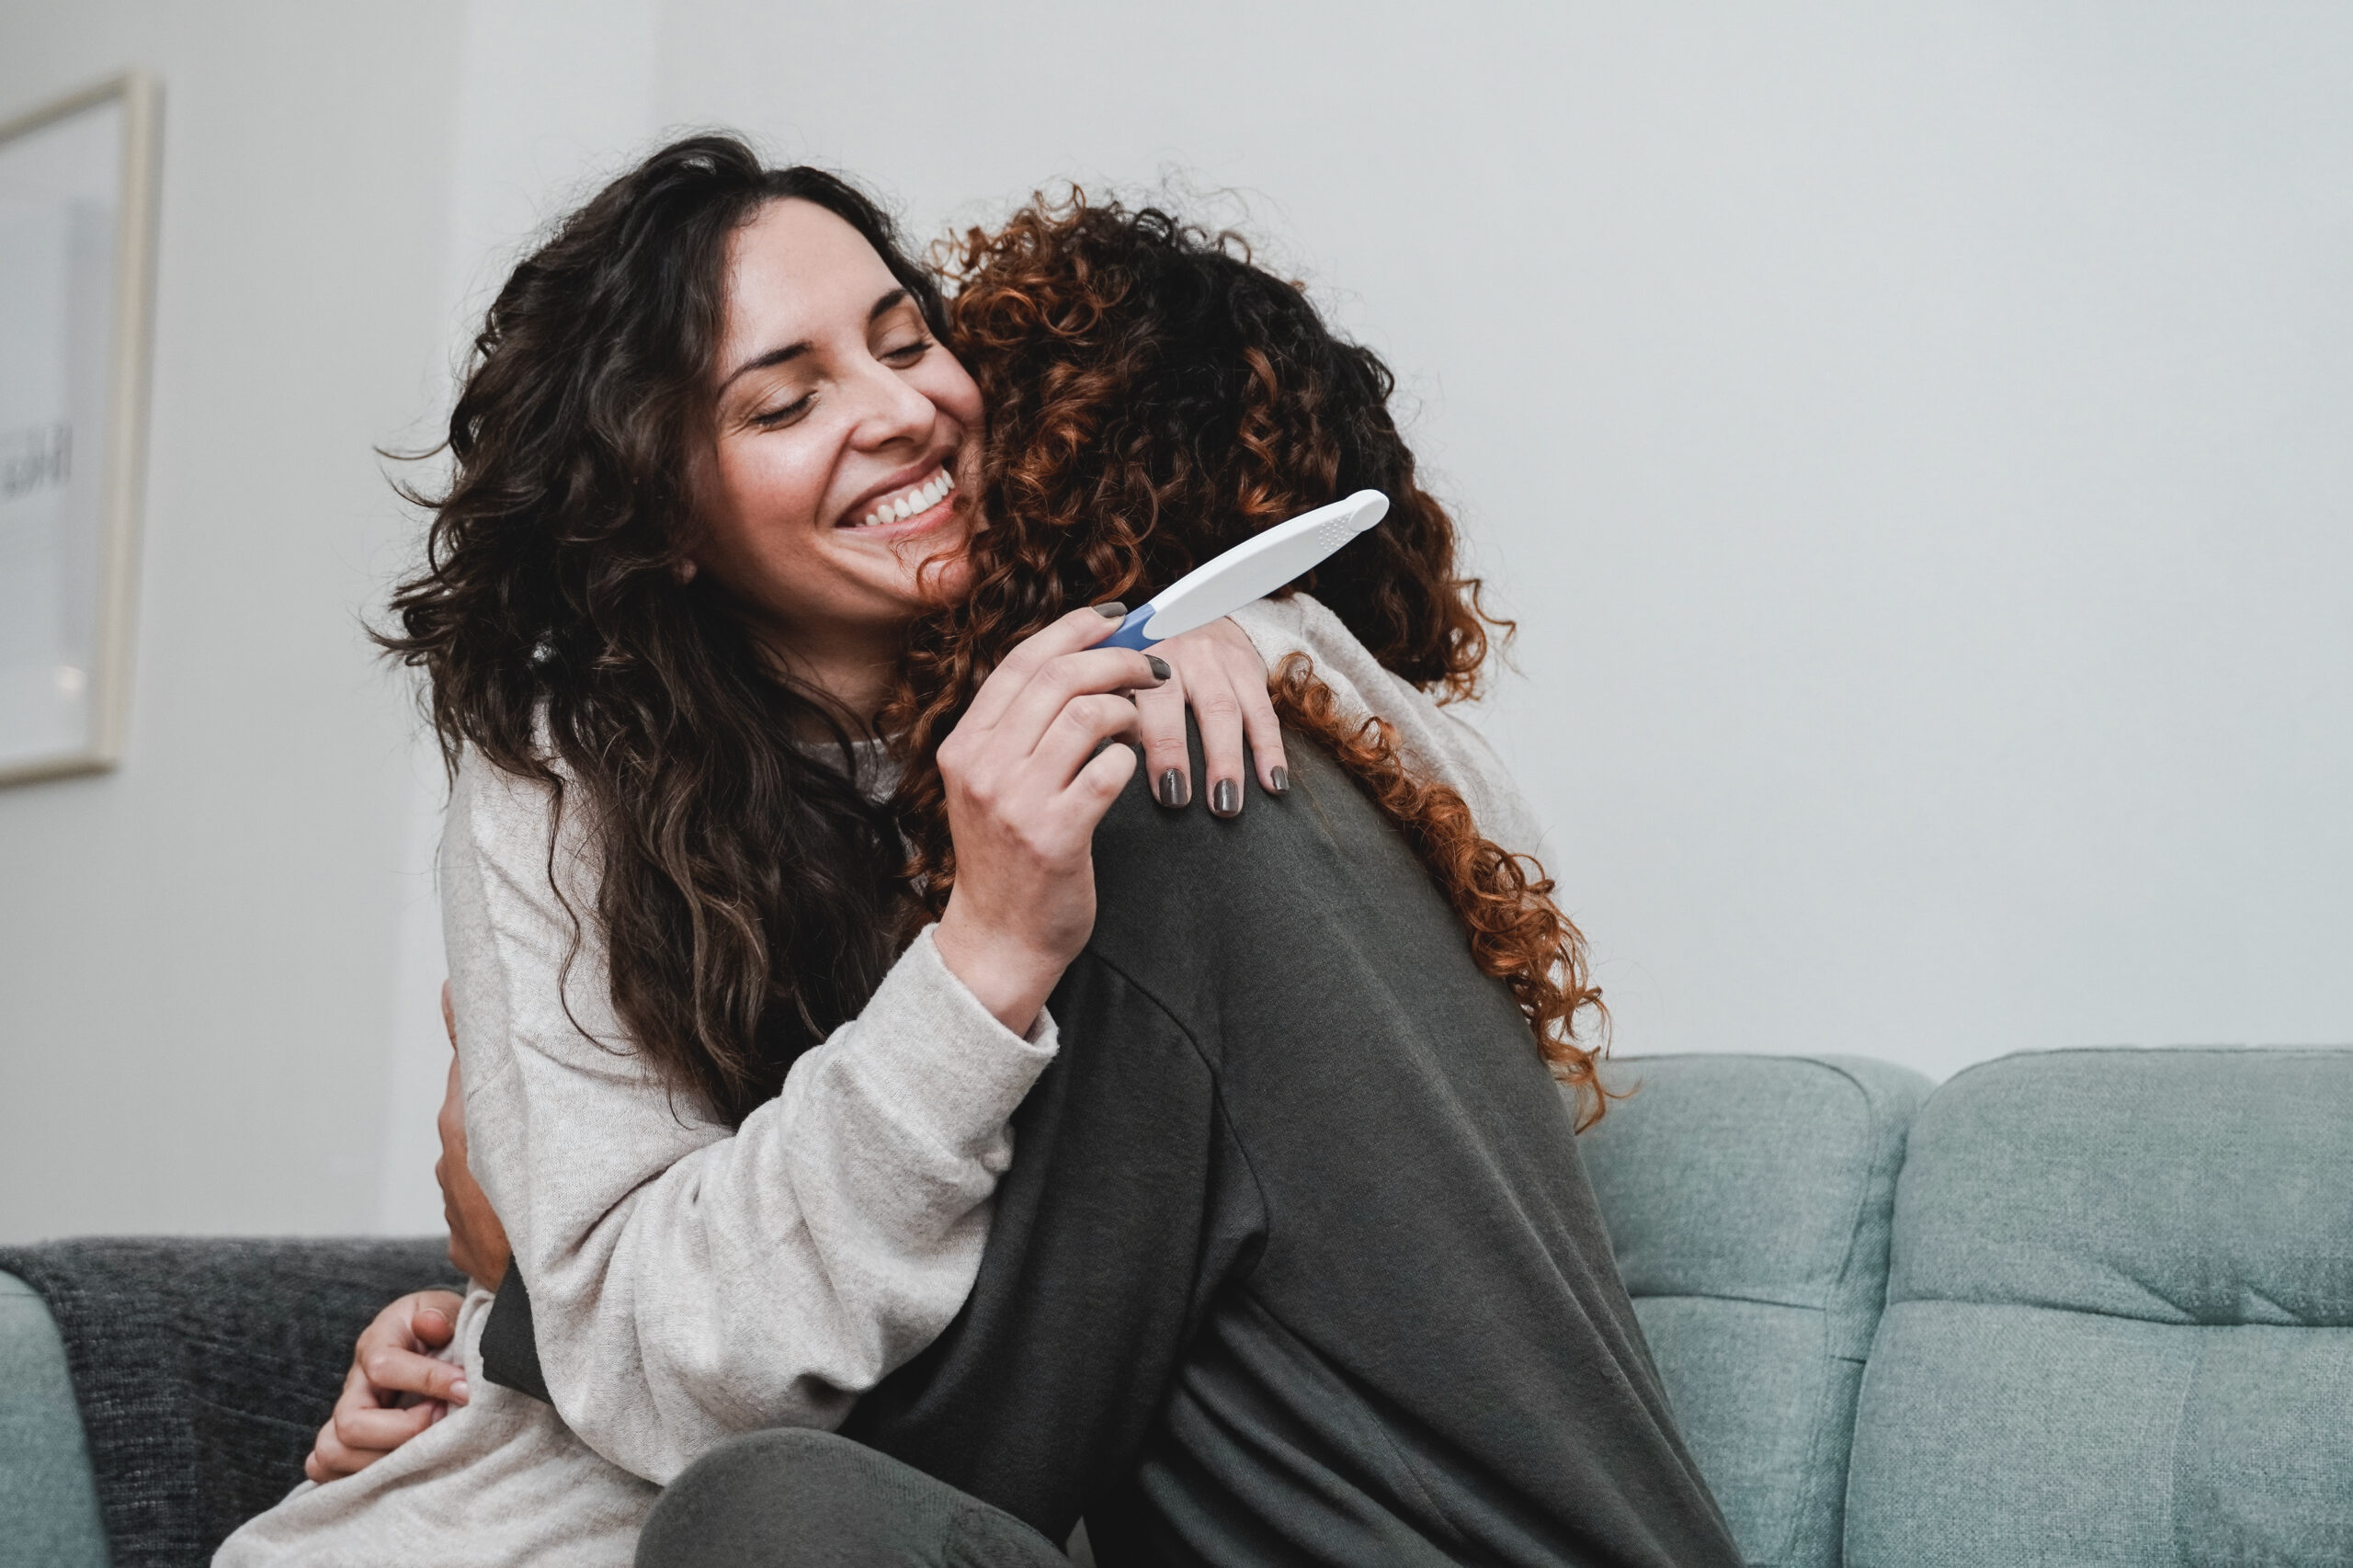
[[441, 750, 1059, 1483]]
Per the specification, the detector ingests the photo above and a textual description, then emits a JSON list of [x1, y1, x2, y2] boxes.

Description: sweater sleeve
[[1228, 594, 1552, 864], [440, 750, 1058, 1484]]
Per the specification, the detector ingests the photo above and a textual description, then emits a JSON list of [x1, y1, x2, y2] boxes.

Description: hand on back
[[1132, 617, 1289, 815], [436, 982, 512, 1290], [303, 1290, 468, 1483], [308, 983, 513, 1483]]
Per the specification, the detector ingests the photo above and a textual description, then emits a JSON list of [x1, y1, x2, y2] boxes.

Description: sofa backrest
[[1580, 1054, 1932, 1568], [1842, 1047, 2353, 1565], [0, 1270, 109, 1568]]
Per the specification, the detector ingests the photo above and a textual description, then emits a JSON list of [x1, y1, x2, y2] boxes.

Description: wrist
[[932, 902, 1063, 1037]]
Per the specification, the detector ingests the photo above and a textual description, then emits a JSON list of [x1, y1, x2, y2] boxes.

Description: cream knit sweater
[[214, 597, 1543, 1566]]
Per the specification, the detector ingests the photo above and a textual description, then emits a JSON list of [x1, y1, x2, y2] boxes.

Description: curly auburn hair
[[379, 138, 939, 1128], [890, 196, 1610, 1120]]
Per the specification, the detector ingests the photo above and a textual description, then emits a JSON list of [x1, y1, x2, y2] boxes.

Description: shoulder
[[445, 742, 603, 914], [1086, 726, 1461, 1026], [1229, 592, 1364, 674], [1231, 594, 1549, 864]]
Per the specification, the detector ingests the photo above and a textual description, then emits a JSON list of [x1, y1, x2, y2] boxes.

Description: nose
[[846, 351, 938, 451]]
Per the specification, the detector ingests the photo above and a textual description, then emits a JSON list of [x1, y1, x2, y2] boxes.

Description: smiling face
[[697, 197, 982, 710]]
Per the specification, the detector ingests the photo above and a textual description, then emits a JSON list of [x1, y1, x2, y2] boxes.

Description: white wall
[[1, 2, 2346, 1240], [0, 0, 663, 1243], [0, 1, 467, 1241], [654, 0, 2353, 1079]]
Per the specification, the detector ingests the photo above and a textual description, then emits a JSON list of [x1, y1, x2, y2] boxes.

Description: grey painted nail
[[1268, 766, 1289, 795], [1146, 655, 1171, 681], [1093, 601, 1127, 618], [1211, 778, 1240, 817], [1159, 768, 1189, 808]]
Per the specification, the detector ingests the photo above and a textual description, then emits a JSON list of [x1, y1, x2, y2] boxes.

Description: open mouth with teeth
[[847, 466, 958, 529]]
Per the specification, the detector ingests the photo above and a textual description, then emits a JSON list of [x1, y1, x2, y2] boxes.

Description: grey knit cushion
[[0, 1237, 457, 1568]]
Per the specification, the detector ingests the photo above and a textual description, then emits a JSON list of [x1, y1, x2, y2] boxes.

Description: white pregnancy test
[[1101, 490, 1390, 652]]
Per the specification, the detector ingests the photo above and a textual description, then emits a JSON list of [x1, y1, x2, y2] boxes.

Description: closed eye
[[750, 393, 813, 429], [882, 335, 933, 366]]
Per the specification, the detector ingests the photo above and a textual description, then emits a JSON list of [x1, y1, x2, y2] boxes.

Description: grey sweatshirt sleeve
[[440, 750, 1059, 1485], [1228, 594, 1551, 864]]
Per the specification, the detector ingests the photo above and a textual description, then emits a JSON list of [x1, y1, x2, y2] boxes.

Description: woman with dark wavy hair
[[219, 141, 1292, 1567], [222, 145, 1736, 1566]]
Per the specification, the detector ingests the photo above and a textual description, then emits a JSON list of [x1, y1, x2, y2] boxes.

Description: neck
[[757, 624, 899, 734]]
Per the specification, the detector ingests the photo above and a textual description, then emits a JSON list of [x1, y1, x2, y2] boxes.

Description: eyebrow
[[718, 287, 914, 392]]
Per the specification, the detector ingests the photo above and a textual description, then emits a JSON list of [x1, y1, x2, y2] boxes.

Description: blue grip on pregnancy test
[[1101, 606, 1162, 652]]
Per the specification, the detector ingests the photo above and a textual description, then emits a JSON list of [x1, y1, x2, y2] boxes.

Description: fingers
[[1235, 668, 1290, 797], [960, 605, 1131, 730], [1150, 618, 1290, 815], [359, 1338, 469, 1407], [331, 1395, 445, 1452], [1188, 674, 1249, 819], [1141, 657, 1278, 814], [306, 1290, 471, 1484], [1058, 735, 1142, 823], [309, 1415, 372, 1482], [360, 1290, 463, 1357], [308, 1361, 444, 1483], [1028, 692, 1144, 784], [990, 645, 1166, 756], [412, 1300, 459, 1349], [1132, 677, 1192, 809]]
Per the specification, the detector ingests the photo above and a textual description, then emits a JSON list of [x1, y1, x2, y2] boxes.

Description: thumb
[[413, 1304, 457, 1348]]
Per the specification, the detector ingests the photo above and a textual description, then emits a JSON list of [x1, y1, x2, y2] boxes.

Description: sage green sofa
[[6, 1047, 2347, 1566]]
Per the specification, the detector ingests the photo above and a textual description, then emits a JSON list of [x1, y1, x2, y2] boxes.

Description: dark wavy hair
[[379, 136, 942, 1127], [892, 195, 1611, 1120]]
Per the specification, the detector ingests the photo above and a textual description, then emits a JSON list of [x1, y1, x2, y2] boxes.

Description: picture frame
[[0, 71, 160, 786]]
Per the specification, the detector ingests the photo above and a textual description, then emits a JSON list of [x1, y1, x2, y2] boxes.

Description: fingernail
[[1158, 768, 1189, 808], [1145, 655, 1170, 681], [1093, 601, 1127, 618], [1269, 766, 1289, 795], [450, 1378, 470, 1403], [1211, 778, 1240, 817]]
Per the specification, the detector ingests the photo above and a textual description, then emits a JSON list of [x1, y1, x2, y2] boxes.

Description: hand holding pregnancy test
[[1101, 490, 1390, 651]]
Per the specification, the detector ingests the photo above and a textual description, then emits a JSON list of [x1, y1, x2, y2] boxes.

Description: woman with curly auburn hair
[[896, 195, 1609, 1115]]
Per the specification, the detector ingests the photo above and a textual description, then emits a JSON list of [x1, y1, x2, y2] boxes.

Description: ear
[[675, 557, 699, 585]]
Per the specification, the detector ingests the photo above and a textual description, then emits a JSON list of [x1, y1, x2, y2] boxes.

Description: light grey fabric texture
[[0, 1271, 111, 1568], [1843, 1047, 2353, 1567], [1580, 1054, 1930, 1568]]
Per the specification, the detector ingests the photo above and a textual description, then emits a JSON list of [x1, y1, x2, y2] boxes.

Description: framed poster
[[0, 73, 158, 785]]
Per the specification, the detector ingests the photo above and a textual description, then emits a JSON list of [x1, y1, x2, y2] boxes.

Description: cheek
[[708, 436, 830, 562], [920, 353, 985, 435]]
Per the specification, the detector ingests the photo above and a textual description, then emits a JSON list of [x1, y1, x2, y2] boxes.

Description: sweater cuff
[[1226, 597, 1310, 672], [847, 925, 1060, 1152]]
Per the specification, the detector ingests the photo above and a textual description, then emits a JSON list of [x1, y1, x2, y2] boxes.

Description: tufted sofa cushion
[[1580, 1054, 1932, 1567], [1843, 1047, 2353, 1566]]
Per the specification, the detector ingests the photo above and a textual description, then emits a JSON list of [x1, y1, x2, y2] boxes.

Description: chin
[[895, 516, 975, 607], [918, 551, 974, 608]]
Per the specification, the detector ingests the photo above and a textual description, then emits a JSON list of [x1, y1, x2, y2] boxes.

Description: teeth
[[857, 468, 955, 528]]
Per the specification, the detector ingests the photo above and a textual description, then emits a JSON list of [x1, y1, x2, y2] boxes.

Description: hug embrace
[[216, 135, 1744, 1567]]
